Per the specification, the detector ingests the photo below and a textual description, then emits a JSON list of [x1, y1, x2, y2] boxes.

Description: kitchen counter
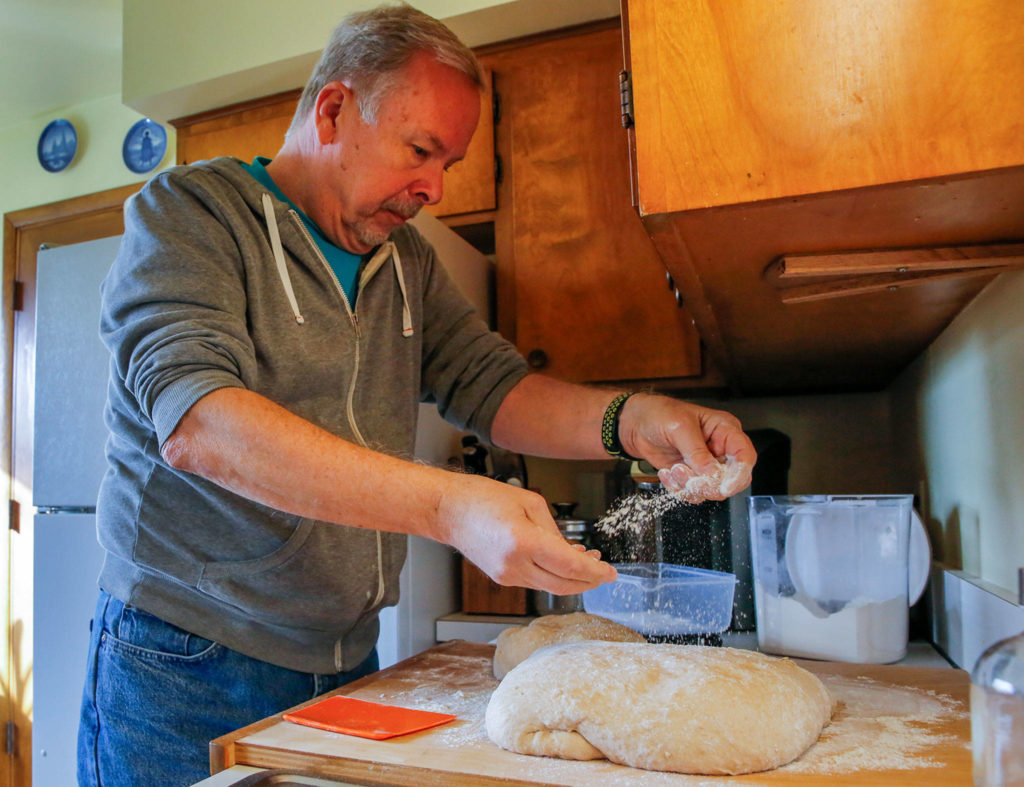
[[205, 640, 971, 786]]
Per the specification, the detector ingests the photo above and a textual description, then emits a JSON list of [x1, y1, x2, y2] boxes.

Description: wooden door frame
[[1, 182, 139, 787]]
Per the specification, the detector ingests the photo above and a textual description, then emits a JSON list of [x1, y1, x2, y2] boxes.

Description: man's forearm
[[160, 387, 451, 540], [489, 374, 621, 460], [159, 385, 618, 595], [490, 375, 757, 491]]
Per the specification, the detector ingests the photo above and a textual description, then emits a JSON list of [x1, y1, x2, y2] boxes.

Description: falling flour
[[595, 458, 752, 540], [595, 487, 680, 539]]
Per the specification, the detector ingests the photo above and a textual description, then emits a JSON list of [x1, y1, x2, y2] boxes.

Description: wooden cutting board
[[210, 640, 972, 786]]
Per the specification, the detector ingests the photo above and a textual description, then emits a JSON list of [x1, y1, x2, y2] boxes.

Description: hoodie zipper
[[287, 211, 387, 669], [288, 213, 369, 441], [288, 212, 359, 332]]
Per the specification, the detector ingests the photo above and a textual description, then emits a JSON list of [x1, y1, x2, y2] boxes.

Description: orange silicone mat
[[282, 695, 456, 740]]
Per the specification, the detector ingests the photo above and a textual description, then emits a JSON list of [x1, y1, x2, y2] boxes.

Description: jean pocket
[[103, 603, 221, 664]]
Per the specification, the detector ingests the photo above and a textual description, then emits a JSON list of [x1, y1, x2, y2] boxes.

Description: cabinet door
[[172, 73, 496, 219], [483, 27, 701, 384], [173, 91, 299, 166], [626, 0, 1024, 214]]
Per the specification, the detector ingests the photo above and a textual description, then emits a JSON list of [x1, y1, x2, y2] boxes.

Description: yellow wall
[[122, 0, 620, 121], [1, 0, 620, 224], [2, 0, 618, 234], [0, 94, 174, 257]]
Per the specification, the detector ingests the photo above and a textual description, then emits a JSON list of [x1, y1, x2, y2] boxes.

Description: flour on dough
[[493, 612, 645, 679], [486, 641, 833, 775]]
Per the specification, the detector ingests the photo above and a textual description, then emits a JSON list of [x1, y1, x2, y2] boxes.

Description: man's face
[[312, 52, 481, 253]]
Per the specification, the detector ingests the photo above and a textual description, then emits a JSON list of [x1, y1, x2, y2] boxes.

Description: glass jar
[[971, 629, 1024, 786]]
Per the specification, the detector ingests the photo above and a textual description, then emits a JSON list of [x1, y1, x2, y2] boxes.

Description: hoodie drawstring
[[390, 244, 415, 338], [262, 193, 305, 325], [362, 241, 414, 338], [262, 192, 413, 338]]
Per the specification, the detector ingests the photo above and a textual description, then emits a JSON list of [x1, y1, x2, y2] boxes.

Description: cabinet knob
[[526, 349, 549, 369]]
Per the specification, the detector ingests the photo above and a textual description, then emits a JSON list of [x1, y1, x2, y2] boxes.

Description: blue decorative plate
[[37, 119, 78, 172], [122, 118, 168, 174]]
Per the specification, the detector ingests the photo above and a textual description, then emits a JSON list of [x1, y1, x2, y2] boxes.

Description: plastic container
[[749, 494, 913, 663], [582, 562, 737, 636], [971, 629, 1024, 786]]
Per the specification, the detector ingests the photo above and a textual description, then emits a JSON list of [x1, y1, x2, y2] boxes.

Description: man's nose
[[412, 165, 444, 206]]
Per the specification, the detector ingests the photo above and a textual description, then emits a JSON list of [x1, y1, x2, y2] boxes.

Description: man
[[78, 5, 756, 785]]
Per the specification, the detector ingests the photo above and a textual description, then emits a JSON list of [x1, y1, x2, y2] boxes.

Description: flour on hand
[[658, 454, 752, 504]]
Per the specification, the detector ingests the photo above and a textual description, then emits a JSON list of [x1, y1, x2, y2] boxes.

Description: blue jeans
[[77, 591, 379, 787]]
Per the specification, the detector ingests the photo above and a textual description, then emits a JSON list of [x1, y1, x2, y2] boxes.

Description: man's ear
[[313, 82, 354, 144]]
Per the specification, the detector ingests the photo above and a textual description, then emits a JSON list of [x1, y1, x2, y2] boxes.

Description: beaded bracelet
[[601, 392, 640, 461]]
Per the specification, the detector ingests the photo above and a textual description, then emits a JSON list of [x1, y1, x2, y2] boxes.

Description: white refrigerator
[[31, 213, 490, 785]]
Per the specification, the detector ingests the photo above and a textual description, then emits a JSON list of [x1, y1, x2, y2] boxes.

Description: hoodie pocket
[[197, 519, 384, 633]]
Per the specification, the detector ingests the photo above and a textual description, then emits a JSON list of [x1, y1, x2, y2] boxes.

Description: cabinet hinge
[[8, 500, 19, 533], [494, 154, 504, 187], [492, 91, 502, 125], [618, 70, 635, 129], [11, 280, 23, 312], [5, 721, 15, 755]]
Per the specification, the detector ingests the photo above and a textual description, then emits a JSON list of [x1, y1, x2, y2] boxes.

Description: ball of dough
[[493, 612, 645, 679], [485, 641, 833, 775]]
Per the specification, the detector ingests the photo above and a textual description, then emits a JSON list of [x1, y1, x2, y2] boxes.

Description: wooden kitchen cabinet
[[173, 89, 299, 168], [625, 0, 1024, 215], [170, 70, 496, 219], [480, 25, 703, 385], [621, 0, 1024, 394]]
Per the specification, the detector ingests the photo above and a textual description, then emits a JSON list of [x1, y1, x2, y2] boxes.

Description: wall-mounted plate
[[37, 119, 78, 172], [122, 118, 167, 174]]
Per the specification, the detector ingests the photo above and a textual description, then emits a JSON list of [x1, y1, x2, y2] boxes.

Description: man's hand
[[618, 394, 757, 501], [491, 376, 756, 504], [435, 472, 617, 595]]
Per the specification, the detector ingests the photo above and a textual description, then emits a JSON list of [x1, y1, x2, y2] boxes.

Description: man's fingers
[[527, 536, 617, 594], [568, 543, 605, 560], [526, 561, 618, 596], [658, 463, 696, 494], [711, 426, 757, 468]]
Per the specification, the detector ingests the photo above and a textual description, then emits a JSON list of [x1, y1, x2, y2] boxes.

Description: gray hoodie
[[96, 157, 528, 673]]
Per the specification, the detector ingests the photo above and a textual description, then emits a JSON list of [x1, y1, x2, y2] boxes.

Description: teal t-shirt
[[243, 156, 361, 305]]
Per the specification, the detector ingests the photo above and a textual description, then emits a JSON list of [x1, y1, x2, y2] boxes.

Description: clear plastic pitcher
[[749, 494, 914, 663]]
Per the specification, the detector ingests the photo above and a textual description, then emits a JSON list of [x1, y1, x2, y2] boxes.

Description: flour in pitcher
[[757, 589, 909, 663]]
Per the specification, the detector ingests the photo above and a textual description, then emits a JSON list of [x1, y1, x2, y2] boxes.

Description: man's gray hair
[[289, 3, 484, 134]]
